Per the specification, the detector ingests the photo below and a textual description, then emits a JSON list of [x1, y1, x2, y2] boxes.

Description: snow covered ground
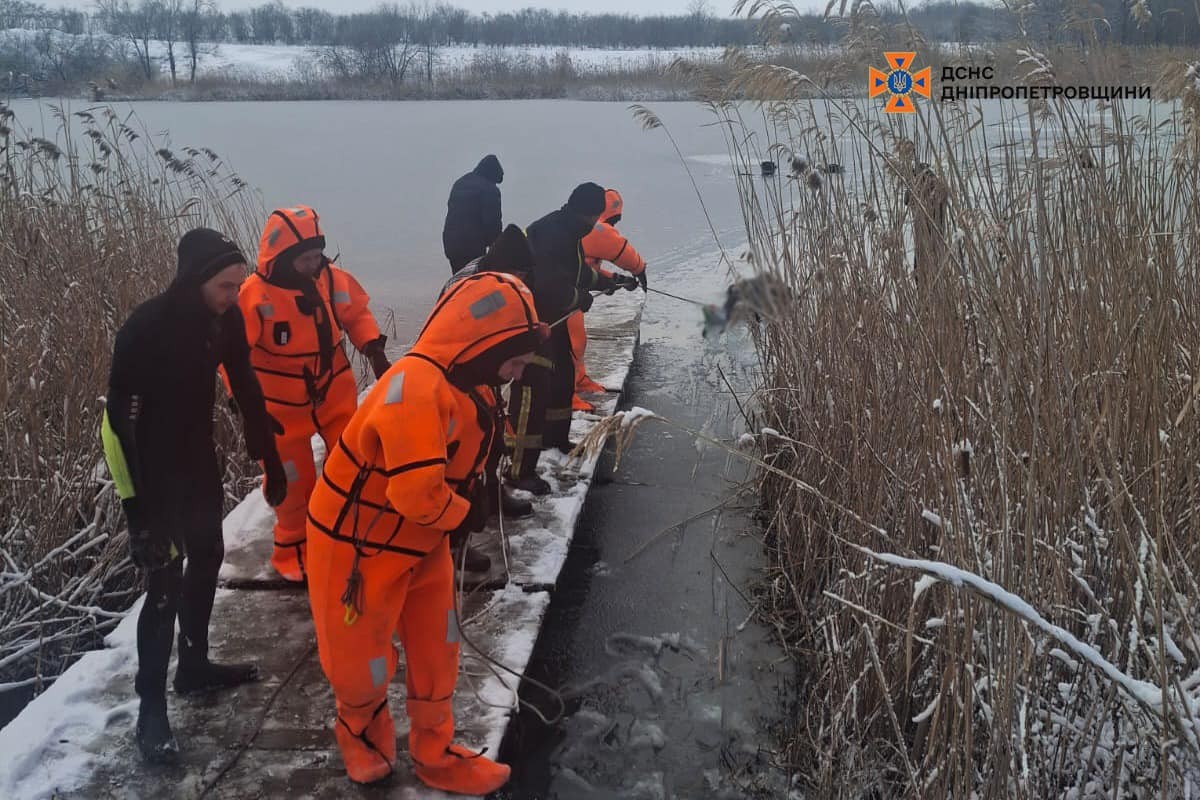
[[0, 27, 820, 82], [0, 289, 644, 800]]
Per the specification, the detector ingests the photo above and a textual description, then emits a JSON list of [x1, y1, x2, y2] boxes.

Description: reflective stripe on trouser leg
[[545, 325, 576, 447], [306, 526, 415, 775], [507, 353, 553, 480], [271, 433, 317, 581], [508, 384, 534, 480], [394, 539, 460, 766]]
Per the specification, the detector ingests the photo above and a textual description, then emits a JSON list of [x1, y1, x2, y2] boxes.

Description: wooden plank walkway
[[0, 292, 644, 800]]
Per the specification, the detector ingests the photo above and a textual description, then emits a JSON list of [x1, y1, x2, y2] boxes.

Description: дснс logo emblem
[[869, 52, 931, 113]]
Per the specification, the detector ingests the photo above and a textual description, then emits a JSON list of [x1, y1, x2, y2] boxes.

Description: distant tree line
[[1, 0, 1197, 93], [0, 0, 1192, 52]]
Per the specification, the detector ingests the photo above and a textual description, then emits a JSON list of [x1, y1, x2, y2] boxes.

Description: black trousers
[[507, 323, 574, 480], [134, 519, 224, 704]]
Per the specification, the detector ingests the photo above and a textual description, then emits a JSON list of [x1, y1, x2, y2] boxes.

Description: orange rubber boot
[[408, 698, 511, 795], [334, 699, 396, 785]]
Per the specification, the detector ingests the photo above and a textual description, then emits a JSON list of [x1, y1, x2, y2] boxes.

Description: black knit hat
[[176, 227, 246, 286], [479, 225, 535, 274], [566, 182, 606, 216]]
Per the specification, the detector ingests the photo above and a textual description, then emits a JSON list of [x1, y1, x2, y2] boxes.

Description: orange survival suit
[[237, 205, 387, 583], [573, 189, 646, 410], [305, 271, 542, 792]]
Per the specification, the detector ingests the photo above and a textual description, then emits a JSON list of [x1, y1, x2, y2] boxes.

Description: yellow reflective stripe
[[504, 433, 543, 448], [509, 385, 534, 477], [529, 355, 554, 369], [100, 409, 136, 500]]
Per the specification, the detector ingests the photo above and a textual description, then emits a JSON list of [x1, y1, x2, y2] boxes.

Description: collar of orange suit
[[257, 205, 327, 279], [409, 272, 541, 376]]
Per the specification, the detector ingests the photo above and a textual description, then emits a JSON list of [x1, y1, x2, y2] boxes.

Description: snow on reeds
[[679, 3, 1200, 795], [0, 103, 263, 701]]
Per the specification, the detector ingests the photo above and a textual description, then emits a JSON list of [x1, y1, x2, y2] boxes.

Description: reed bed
[[0, 102, 264, 708], [656, 2, 1200, 795]]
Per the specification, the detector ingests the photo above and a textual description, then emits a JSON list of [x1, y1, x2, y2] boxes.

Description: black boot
[[547, 440, 580, 455], [451, 542, 492, 573], [506, 475, 552, 496], [136, 699, 179, 764], [173, 635, 260, 695], [500, 487, 534, 518], [488, 482, 533, 519]]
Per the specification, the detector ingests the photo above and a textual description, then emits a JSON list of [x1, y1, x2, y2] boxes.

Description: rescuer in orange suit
[[572, 188, 645, 411], [236, 205, 391, 583], [305, 271, 545, 792]]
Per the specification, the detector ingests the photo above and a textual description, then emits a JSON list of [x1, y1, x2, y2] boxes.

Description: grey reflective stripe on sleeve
[[385, 372, 405, 405], [368, 656, 387, 688], [446, 609, 460, 644], [258, 303, 275, 319], [332, 291, 351, 304], [284, 460, 299, 483], [469, 290, 506, 320], [446, 418, 457, 439]]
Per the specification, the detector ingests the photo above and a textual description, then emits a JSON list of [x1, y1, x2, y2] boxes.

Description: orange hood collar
[[411, 272, 543, 376], [256, 205, 326, 278]]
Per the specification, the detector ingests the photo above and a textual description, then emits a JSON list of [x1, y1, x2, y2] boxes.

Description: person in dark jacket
[[442, 154, 504, 274], [437, 224, 538, 574], [507, 182, 624, 495], [100, 228, 288, 765]]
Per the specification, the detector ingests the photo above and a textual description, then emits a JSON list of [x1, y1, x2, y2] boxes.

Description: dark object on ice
[[760, 160, 776, 177], [704, 273, 795, 338], [820, 162, 845, 175]]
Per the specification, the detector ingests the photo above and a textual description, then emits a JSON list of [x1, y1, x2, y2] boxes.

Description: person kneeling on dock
[[305, 271, 545, 791], [101, 228, 288, 764]]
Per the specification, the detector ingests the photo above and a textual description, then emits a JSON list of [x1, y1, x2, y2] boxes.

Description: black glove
[[615, 274, 639, 292], [637, 272, 648, 291], [363, 336, 391, 380], [123, 498, 174, 570], [447, 482, 488, 548], [262, 449, 288, 507], [577, 291, 594, 312]]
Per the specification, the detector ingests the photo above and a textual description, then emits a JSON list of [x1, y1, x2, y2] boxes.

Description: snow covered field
[[0, 27, 824, 82]]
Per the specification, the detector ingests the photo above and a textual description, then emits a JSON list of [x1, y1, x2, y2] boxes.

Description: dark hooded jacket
[[442, 155, 504, 267], [102, 258, 278, 534], [526, 206, 614, 322]]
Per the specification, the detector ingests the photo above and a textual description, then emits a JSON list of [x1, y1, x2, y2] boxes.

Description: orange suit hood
[[410, 272, 543, 387], [257, 205, 327, 279]]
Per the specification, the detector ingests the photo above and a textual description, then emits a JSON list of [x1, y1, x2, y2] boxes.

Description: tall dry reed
[[0, 102, 264, 706], [667, 1, 1200, 795]]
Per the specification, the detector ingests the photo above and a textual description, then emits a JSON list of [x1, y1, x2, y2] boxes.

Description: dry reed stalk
[[0, 102, 265, 703], [644, 0, 1200, 794]]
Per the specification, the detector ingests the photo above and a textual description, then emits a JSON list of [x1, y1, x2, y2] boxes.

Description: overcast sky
[[52, 0, 834, 20]]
